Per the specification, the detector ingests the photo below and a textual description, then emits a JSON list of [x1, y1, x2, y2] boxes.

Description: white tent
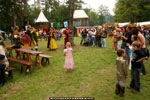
[[36, 11, 48, 23], [137, 21, 150, 26], [73, 10, 88, 19], [117, 22, 129, 27]]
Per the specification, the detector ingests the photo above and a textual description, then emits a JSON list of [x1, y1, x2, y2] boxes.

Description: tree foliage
[[115, 0, 150, 23]]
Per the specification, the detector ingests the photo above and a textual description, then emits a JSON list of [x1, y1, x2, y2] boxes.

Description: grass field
[[0, 37, 150, 100]]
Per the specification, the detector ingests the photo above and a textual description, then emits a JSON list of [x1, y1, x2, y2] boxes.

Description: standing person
[[91, 29, 97, 47], [145, 30, 150, 46], [101, 30, 107, 48], [63, 42, 74, 73], [95, 28, 102, 47], [115, 49, 128, 97], [131, 27, 147, 75], [47, 27, 57, 50], [0, 45, 9, 86], [116, 28, 122, 50], [64, 27, 70, 48], [128, 41, 147, 93], [9, 27, 14, 44], [0, 33, 5, 46], [121, 26, 132, 62], [80, 28, 87, 45], [29, 27, 38, 51]]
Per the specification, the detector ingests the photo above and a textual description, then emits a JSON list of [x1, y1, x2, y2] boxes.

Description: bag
[[0, 54, 5, 61]]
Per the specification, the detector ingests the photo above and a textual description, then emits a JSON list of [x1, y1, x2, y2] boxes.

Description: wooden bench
[[40, 54, 53, 65], [8, 57, 33, 74], [5, 67, 15, 78]]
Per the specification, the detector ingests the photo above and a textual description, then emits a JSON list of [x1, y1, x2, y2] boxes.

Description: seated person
[[0, 45, 9, 86]]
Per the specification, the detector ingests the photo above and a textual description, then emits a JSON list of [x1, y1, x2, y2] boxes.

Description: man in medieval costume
[[29, 27, 38, 51]]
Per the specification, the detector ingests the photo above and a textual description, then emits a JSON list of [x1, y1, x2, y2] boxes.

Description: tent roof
[[36, 11, 49, 23], [137, 21, 150, 26], [73, 10, 88, 19], [117, 22, 129, 27]]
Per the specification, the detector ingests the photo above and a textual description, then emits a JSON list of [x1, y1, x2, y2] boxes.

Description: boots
[[120, 87, 125, 97], [115, 84, 120, 95]]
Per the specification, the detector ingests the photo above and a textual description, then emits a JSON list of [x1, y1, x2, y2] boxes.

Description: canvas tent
[[73, 10, 88, 27], [36, 11, 48, 23], [36, 11, 49, 29], [137, 21, 150, 26], [117, 22, 129, 27]]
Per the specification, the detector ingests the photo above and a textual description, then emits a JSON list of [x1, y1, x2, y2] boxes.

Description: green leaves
[[115, 0, 150, 22]]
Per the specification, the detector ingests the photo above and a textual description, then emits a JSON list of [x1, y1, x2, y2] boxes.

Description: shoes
[[132, 89, 140, 93]]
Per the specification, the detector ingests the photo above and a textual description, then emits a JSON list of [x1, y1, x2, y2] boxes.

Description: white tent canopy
[[73, 10, 88, 19], [117, 22, 129, 27], [137, 21, 150, 26], [36, 11, 49, 23]]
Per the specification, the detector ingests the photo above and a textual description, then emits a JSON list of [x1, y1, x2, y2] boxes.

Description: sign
[[64, 21, 68, 28], [51, 22, 54, 27]]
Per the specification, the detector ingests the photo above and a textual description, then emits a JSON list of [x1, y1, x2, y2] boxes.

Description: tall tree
[[98, 5, 110, 24], [115, 0, 150, 23]]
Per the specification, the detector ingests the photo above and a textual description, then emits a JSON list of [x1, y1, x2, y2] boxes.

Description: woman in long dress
[[47, 27, 57, 50]]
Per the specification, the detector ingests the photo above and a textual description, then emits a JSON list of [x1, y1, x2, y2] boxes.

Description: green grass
[[0, 37, 150, 100]]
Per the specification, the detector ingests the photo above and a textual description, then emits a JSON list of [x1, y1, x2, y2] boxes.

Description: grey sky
[[28, 0, 116, 15]]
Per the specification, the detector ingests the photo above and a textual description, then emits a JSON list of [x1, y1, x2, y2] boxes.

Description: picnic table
[[15, 48, 43, 69], [5, 46, 43, 73]]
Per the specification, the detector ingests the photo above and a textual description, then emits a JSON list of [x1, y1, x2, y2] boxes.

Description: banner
[[34, 18, 37, 23], [51, 22, 54, 27], [64, 21, 68, 28], [57, 22, 61, 29]]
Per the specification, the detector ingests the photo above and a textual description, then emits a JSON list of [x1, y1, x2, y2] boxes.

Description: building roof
[[36, 10, 49, 23], [73, 10, 88, 19]]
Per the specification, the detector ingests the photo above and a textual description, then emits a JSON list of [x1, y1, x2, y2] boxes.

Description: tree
[[114, 0, 150, 23], [0, 0, 29, 31], [98, 5, 110, 24]]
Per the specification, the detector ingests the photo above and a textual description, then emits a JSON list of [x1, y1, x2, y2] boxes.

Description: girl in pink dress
[[63, 42, 74, 72]]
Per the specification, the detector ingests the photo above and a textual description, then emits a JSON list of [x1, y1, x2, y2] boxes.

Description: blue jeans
[[91, 37, 96, 46], [101, 38, 106, 48], [80, 36, 86, 45], [125, 47, 130, 60], [130, 68, 141, 91], [10, 36, 14, 44]]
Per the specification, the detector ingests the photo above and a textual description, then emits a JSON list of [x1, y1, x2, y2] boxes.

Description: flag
[[57, 22, 61, 29], [51, 22, 54, 27], [64, 21, 68, 28]]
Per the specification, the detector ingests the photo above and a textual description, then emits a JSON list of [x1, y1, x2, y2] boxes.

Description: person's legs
[[125, 47, 130, 60], [141, 62, 146, 75], [0, 64, 6, 86], [133, 68, 141, 92], [91, 37, 94, 46], [130, 68, 135, 89], [94, 37, 97, 47]]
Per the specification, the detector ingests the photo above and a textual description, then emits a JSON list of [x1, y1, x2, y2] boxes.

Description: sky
[[28, 0, 117, 15]]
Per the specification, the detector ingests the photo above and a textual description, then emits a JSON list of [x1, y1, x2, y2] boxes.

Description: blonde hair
[[66, 42, 71, 48]]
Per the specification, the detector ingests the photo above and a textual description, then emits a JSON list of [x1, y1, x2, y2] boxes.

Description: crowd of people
[[113, 25, 150, 97], [0, 25, 74, 86], [80, 28, 107, 48]]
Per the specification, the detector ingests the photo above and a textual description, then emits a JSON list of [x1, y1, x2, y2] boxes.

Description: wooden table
[[5, 46, 43, 69], [15, 48, 43, 69]]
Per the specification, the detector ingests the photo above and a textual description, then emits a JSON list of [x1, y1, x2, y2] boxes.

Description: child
[[115, 49, 128, 97], [128, 41, 148, 93], [63, 42, 74, 72]]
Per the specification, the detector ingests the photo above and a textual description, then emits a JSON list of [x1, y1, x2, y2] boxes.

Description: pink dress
[[64, 48, 74, 69]]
